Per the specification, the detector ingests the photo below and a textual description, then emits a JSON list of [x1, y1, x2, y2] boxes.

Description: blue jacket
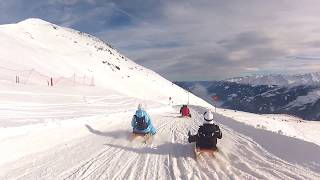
[[131, 109, 156, 135]]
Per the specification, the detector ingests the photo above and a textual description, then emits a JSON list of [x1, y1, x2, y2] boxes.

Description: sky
[[0, 0, 320, 81]]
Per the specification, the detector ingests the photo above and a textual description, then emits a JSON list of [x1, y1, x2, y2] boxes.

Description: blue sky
[[1, 0, 320, 81]]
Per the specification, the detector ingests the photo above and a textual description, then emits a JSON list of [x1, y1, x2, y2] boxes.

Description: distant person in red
[[180, 105, 191, 117]]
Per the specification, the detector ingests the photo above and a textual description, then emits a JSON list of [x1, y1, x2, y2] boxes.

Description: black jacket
[[196, 123, 222, 148], [198, 123, 222, 139]]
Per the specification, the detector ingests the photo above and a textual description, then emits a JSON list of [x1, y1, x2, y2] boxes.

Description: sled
[[131, 132, 153, 144], [194, 146, 218, 160], [181, 114, 192, 118]]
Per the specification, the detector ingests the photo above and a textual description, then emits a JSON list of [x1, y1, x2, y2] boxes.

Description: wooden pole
[[91, 75, 94, 86], [73, 73, 76, 86]]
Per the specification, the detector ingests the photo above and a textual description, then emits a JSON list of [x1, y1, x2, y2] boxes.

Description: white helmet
[[203, 110, 214, 124], [138, 103, 144, 110]]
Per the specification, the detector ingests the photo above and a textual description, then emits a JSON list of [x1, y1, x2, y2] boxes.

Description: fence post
[[90, 76, 94, 86], [73, 73, 76, 86], [16, 76, 19, 84]]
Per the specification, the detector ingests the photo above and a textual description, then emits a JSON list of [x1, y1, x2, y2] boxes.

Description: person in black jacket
[[188, 110, 222, 149]]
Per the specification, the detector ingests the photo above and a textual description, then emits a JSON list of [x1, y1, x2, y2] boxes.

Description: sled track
[[1, 107, 320, 180], [0, 93, 141, 127]]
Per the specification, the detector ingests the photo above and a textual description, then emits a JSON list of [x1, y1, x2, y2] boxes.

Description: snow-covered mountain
[[227, 72, 320, 86], [0, 18, 208, 107], [175, 81, 320, 120], [1, 19, 320, 179]]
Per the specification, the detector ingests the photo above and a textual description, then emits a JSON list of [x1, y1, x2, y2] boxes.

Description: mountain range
[[227, 72, 320, 86], [175, 73, 320, 121]]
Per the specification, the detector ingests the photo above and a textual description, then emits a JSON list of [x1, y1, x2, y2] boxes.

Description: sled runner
[[181, 114, 192, 118], [132, 132, 153, 144], [194, 145, 218, 160]]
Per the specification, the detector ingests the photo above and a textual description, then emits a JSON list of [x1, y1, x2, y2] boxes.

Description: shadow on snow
[[85, 124, 132, 140], [103, 142, 194, 158]]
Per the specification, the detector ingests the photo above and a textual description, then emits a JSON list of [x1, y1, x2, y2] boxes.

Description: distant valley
[[175, 73, 320, 121]]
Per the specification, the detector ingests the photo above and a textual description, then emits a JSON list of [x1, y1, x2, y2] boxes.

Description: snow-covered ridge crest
[[226, 72, 320, 86], [18, 18, 53, 25], [0, 18, 211, 107]]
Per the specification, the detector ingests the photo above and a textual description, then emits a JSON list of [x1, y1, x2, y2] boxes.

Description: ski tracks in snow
[[1, 107, 320, 180]]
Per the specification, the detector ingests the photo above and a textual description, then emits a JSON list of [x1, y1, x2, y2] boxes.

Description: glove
[[188, 131, 196, 143]]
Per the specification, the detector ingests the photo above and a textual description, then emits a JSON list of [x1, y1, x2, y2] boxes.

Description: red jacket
[[181, 106, 190, 117]]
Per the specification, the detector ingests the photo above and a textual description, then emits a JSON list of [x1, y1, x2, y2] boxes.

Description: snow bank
[[217, 108, 320, 146]]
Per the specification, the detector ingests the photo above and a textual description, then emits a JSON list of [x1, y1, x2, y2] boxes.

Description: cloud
[[96, 0, 320, 80], [49, 0, 81, 5], [1, 0, 320, 80], [286, 56, 320, 61]]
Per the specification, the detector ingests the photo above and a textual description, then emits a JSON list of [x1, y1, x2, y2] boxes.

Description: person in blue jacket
[[131, 103, 157, 135]]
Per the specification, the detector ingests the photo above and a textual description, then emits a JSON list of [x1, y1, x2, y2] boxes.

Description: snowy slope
[[1, 107, 319, 179], [227, 72, 320, 86], [285, 90, 320, 108], [0, 18, 209, 107], [217, 108, 320, 146]]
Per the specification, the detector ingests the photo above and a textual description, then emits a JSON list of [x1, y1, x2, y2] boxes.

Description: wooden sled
[[132, 132, 153, 144], [194, 146, 218, 160]]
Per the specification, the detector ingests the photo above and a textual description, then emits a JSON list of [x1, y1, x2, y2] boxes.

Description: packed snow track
[[1, 107, 320, 180]]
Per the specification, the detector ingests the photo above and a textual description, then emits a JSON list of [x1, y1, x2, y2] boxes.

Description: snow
[[217, 108, 320, 147], [0, 18, 210, 107], [1, 107, 319, 179], [0, 18, 320, 179], [285, 90, 320, 107]]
